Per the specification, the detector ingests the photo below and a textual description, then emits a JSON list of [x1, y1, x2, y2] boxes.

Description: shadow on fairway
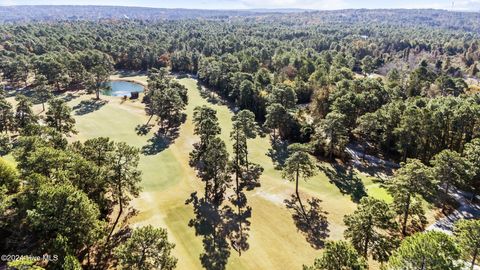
[[320, 164, 367, 203], [73, 99, 108, 115], [284, 195, 330, 249], [196, 81, 227, 105], [135, 124, 152, 136], [141, 127, 180, 155], [61, 92, 80, 102], [267, 138, 289, 169], [186, 192, 232, 270]]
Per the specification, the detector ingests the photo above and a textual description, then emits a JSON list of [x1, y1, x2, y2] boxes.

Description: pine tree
[[304, 241, 367, 270], [282, 144, 317, 220], [388, 231, 461, 270], [454, 219, 480, 270], [344, 197, 397, 262], [388, 159, 434, 236]]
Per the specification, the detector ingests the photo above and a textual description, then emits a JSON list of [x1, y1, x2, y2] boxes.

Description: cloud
[[220, 0, 480, 10], [452, 0, 480, 10], [396, 0, 480, 10], [234, 0, 347, 9], [0, 0, 18, 5]]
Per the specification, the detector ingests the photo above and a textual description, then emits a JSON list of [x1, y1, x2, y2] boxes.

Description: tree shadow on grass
[[347, 143, 398, 178], [266, 138, 289, 169], [196, 81, 226, 105], [284, 195, 329, 249], [135, 124, 153, 136], [186, 192, 231, 270], [5, 87, 18, 98], [9, 88, 34, 98], [353, 159, 397, 179], [59, 92, 80, 102], [141, 127, 180, 155], [5, 88, 43, 104], [73, 99, 108, 115], [320, 163, 367, 203]]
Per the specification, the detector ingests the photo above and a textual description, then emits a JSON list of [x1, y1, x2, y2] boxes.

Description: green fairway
[[360, 174, 393, 203], [61, 76, 386, 269]]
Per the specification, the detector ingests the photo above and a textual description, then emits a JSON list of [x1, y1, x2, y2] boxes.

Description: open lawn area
[[7, 75, 392, 269]]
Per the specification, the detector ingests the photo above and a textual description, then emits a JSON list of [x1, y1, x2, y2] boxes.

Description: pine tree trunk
[[471, 248, 478, 270], [402, 194, 411, 237], [442, 181, 451, 213], [146, 114, 153, 125], [363, 233, 369, 258], [245, 147, 249, 171], [205, 179, 209, 200], [235, 131, 242, 256], [363, 217, 372, 258], [106, 188, 123, 245], [86, 245, 91, 268], [362, 141, 367, 161], [296, 168, 309, 224]]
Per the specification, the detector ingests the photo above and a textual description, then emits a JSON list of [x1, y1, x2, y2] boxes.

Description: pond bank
[[109, 77, 148, 88]]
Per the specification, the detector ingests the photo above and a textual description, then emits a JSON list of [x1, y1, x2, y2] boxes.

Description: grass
[[1, 154, 16, 165], [360, 174, 393, 203], [4, 76, 393, 269], [0, 156, 16, 167]]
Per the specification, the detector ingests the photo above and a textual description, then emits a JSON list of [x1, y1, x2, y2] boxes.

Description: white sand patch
[[253, 190, 286, 206]]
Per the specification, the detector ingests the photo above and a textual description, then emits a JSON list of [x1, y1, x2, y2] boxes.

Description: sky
[[0, 0, 479, 11]]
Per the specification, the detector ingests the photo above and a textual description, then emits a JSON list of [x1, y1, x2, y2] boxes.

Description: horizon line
[[0, 4, 471, 12]]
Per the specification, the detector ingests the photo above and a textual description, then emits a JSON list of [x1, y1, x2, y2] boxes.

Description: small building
[[131, 91, 139, 99]]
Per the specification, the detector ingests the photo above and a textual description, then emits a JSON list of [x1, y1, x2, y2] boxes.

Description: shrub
[[0, 134, 12, 156]]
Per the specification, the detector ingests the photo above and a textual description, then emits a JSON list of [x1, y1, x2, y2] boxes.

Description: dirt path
[[427, 188, 480, 234], [346, 143, 399, 178]]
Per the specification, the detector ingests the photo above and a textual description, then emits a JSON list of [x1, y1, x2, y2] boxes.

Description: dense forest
[[0, 7, 480, 270]]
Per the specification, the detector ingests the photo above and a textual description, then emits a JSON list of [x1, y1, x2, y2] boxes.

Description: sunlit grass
[[360, 174, 393, 203]]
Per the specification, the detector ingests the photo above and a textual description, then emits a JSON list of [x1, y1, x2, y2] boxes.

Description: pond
[[102, 81, 145, 97]]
